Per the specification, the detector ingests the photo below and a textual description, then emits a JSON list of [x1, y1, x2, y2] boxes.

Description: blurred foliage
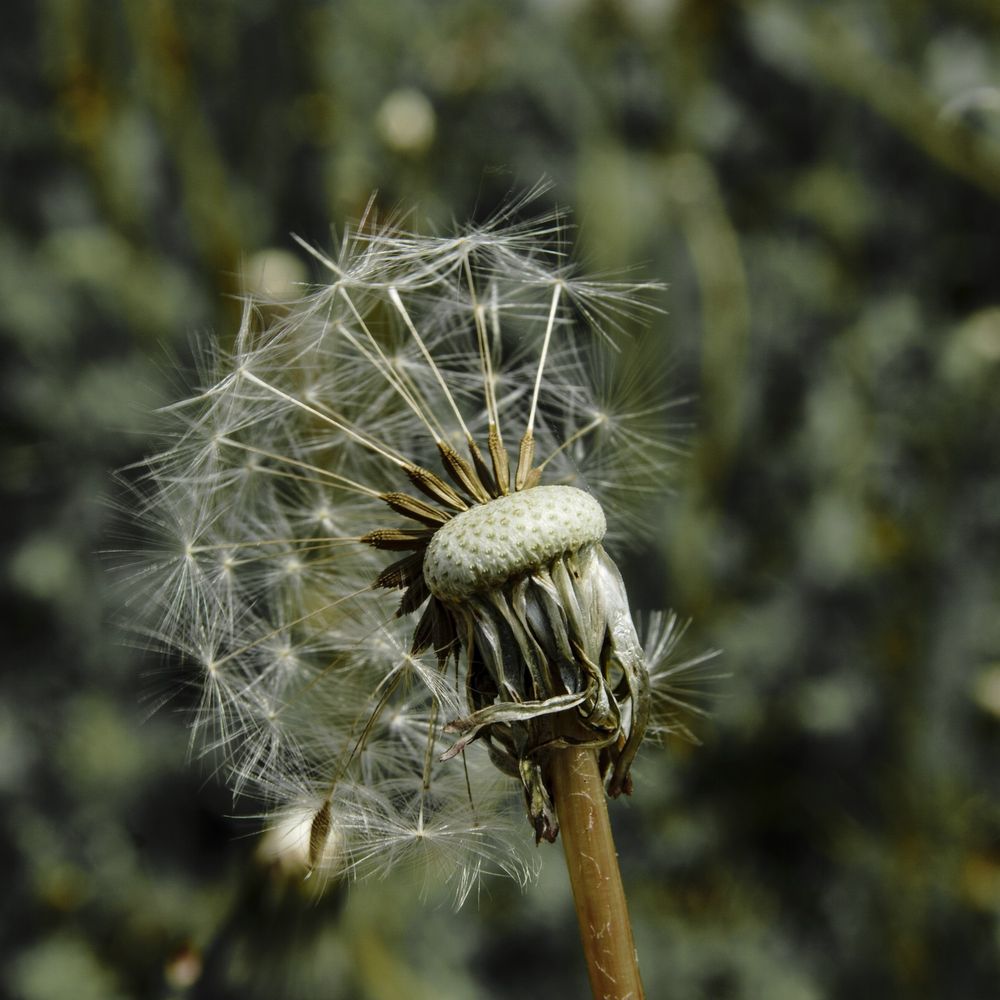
[[3, 0, 1000, 997]]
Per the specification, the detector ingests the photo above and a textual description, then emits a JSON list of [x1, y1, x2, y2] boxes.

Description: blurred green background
[[3, 1, 1000, 997]]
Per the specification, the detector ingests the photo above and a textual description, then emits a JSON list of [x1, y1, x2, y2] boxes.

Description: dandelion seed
[[125, 191, 702, 936]]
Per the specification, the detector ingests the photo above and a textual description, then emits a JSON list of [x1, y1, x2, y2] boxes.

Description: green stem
[[550, 746, 645, 1000]]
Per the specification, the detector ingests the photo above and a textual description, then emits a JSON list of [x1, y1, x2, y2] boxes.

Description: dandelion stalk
[[551, 746, 644, 1000]]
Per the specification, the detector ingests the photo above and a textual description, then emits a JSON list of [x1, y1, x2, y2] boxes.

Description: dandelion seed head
[[124, 191, 701, 900]]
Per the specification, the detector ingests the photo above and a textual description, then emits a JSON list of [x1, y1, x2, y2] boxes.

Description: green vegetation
[[3, 2, 999, 996]]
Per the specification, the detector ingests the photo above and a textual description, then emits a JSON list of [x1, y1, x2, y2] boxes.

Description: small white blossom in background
[[376, 88, 436, 156], [124, 191, 709, 905], [240, 248, 309, 302]]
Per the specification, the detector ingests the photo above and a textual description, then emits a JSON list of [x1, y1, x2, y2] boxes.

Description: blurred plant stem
[[664, 151, 750, 614], [551, 747, 644, 1000], [665, 151, 750, 468], [747, 2, 1000, 200], [45, 0, 247, 326]]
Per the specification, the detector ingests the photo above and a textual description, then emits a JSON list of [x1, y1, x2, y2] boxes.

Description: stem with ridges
[[550, 746, 645, 1000]]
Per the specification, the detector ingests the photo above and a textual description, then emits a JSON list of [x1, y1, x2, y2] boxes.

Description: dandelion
[[126, 190, 705, 998]]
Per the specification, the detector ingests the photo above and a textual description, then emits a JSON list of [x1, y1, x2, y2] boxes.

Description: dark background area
[[2, 2, 1000, 997]]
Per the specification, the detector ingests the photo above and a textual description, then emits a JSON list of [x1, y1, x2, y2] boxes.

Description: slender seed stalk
[[550, 746, 645, 1000]]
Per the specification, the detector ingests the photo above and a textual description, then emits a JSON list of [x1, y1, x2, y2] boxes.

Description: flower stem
[[550, 746, 645, 1000]]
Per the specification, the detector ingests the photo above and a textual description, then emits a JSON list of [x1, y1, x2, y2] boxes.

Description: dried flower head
[[126, 193, 699, 902]]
